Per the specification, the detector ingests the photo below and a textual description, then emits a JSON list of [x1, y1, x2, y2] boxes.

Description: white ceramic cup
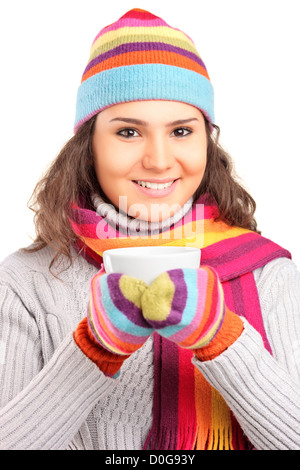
[[103, 246, 201, 284]]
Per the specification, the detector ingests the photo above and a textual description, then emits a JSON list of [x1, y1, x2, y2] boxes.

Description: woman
[[0, 8, 300, 450]]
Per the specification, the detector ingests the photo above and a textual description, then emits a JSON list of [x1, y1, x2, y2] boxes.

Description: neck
[[91, 193, 194, 236]]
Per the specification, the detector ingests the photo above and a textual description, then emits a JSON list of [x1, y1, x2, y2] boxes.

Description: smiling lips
[[132, 178, 179, 197]]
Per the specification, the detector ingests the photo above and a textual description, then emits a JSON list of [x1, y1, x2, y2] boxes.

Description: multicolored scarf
[[69, 194, 291, 450]]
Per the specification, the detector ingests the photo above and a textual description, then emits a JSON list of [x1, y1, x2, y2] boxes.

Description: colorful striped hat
[[74, 8, 214, 132]]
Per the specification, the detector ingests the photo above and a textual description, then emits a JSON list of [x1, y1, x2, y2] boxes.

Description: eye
[[172, 127, 192, 138], [116, 127, 193, 139], [117, 128, 139, 138]]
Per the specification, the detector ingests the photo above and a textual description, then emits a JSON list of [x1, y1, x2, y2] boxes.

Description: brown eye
[[172, 128, 192, 137], [117, 128, 139, 138]]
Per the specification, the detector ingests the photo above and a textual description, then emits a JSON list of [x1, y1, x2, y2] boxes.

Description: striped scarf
[[69, 194, 291, 449]]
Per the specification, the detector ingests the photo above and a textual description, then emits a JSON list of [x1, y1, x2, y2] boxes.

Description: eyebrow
[[109, 117, 199, 127]]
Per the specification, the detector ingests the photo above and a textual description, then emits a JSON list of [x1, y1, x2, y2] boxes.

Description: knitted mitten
[[141, 267, 244, 361], [74, 270, 154, 377]]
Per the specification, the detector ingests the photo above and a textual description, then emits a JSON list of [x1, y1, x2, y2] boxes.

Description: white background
[[0, 0, 299, 266]]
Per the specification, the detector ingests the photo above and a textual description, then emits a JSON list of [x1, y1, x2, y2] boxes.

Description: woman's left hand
[[141, 267, 244, 359]]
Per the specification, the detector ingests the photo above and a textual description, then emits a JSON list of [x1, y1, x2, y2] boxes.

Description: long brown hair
[[23, 115, 259, 271]]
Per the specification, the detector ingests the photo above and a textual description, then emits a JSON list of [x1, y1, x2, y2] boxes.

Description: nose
[[142, 135, 175, 171]]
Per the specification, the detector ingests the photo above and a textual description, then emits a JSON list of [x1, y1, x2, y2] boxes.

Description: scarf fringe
[[144, 425, 197, 450], [144, 423, 240, 450], [207, 427, 232, 450], [195, 423, 244, 450]]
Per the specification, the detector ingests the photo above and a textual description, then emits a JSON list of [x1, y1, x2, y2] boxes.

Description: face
[[92, 100, 207, 222]]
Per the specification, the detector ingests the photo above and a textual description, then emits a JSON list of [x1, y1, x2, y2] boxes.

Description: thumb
[[141, 269, 187, 329]]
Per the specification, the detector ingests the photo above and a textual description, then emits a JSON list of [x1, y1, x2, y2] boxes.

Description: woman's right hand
[[74, 270, 154, 377]]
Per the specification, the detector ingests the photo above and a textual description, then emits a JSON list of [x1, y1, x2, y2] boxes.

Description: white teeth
[[137, 180, 174, 189]]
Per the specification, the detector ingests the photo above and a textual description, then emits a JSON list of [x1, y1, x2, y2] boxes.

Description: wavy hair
[[23, 115, 259, 272]]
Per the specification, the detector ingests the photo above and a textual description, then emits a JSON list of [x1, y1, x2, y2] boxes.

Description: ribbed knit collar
[[91, 193, 194, 236]]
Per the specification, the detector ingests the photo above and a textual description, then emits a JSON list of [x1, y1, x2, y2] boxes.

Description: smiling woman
[[23, 97, 258, 270], [92, 100, 207, 222]]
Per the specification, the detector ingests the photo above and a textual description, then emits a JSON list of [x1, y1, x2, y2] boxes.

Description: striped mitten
[[141, 267, 244, 360], [74, 270, 154, 377]]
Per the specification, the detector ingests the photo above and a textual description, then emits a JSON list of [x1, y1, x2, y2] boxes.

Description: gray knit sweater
[[0, 245, 300, 450]]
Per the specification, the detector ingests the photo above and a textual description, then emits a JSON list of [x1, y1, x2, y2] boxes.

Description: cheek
[[182, 149, 207, 178], [94, 143, 133, 181]]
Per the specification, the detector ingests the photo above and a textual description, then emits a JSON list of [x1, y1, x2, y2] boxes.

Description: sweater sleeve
[[0, 283, 115, 450], [192, 258, 300, 450]]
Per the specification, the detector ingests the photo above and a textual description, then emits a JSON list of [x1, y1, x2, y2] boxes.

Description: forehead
[[97, 100, 204, 125]]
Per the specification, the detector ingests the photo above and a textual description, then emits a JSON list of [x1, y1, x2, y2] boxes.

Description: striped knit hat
[[74, 8, 214, 132]]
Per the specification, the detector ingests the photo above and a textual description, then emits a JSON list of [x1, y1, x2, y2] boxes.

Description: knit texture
[[1, 246, 300, 450], [75, 265, 244, 380], [87, 271, 152, 355], [74, 8, 214, 131], [92, 193, 194, 236], [74, 269, 154, 377], [70, 193, 290, 272], [194, 308, 245, 361], [141, 267, 243, 351], [70, 193, 291, 449], [74, 317, 130, 378]]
